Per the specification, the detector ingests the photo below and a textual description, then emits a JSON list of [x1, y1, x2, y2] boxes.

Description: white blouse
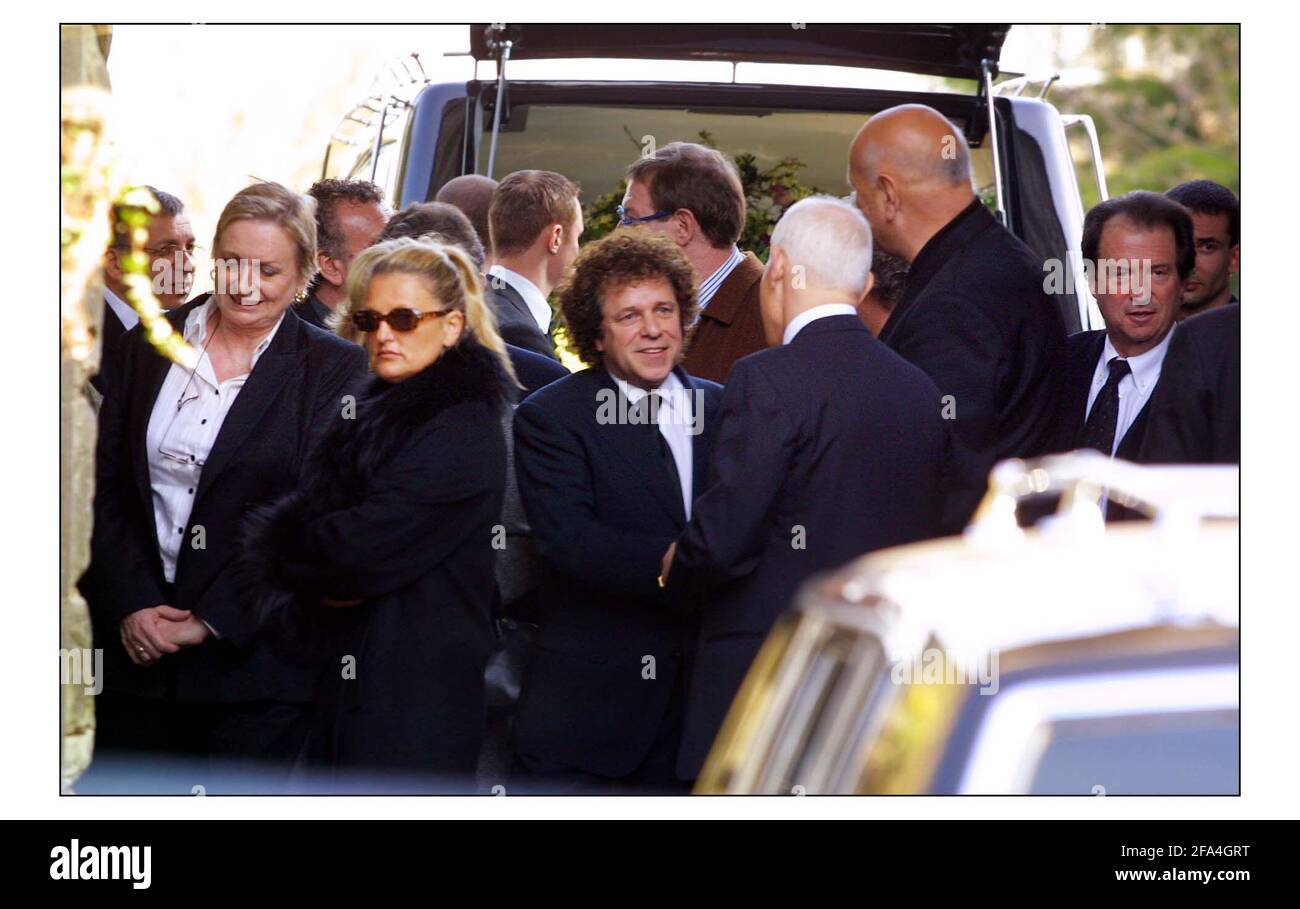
[[145, 299, 284, 582]]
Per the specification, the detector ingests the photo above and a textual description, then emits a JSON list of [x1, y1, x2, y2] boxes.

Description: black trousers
[[85, 690, 310, 794]]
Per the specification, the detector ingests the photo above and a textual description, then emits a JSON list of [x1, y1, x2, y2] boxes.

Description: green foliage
[[1051, 24, 1238, 207], [582, 131, 823, 261]]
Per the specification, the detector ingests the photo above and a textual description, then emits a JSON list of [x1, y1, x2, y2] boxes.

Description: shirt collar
[[782, 303, 859, 345], [489, 264, 552, 332], [607, 366, 684, 406], [103, 286, 140, 331], [185, 297, 286, 369], [698, 246, 745, 308], [1100, 323, 1177, 394]]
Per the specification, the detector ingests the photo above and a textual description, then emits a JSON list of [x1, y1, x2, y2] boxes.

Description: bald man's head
[[850, 104, 971, 190], [435, 174, 498, 254], [847, 105, 976, 261]]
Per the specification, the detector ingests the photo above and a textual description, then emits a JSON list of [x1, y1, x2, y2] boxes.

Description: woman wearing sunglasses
[[245, 237, 513, 790], [81, 182, 367, 787]]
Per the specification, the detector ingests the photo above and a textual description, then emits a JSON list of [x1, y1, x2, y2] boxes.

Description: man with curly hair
[[294, 178, 388, 329], [509, 231, 724, 792]]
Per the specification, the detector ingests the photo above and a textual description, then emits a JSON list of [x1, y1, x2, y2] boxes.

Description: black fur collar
[[238, 338, 508, 614], [349, 337, 506, 439]]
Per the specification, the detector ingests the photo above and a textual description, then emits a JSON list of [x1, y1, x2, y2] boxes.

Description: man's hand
[[156, 614, 214, 650], [659, 541, 677, 587], [320, 597, 363, 608], [120, 605, 190, 666]]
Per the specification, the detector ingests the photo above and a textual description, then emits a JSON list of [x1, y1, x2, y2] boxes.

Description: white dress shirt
[[697, 245, 745, 309], [1084, 325, 1177, 456], [609, 369, 695, 520], [145, 298, 285, 582], [782, 303, 860, 346], [104, 287, 140, 331], [488, 264, 552, 334]]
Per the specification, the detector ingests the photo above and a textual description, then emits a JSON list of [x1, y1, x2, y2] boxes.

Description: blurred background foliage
[[1050, 24, 1238, 209]]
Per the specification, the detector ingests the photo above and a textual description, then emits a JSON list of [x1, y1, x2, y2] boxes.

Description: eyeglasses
[[616, 204, 674, 227], [144, 243, 202, 258], [351, 307, 452, 332]]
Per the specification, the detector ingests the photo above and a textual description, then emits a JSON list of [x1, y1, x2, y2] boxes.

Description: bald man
[[436, 174, 499, 266], [848, 104, 1065, 531]]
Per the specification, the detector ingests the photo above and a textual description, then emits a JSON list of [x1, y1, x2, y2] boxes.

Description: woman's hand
[[319, 597, 363, 608], [120, 605, 190, 666]]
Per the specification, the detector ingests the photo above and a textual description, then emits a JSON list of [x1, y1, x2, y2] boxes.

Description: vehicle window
[[479, 102, 995, 207], [1028, 709, 1238, 795], [954, 665, 1238, 794], [341, 105, 410, 205]]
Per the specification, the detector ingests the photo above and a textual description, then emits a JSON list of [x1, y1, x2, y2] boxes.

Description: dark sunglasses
[[351, 308, 451, 332], [616, 204, 674, 227]]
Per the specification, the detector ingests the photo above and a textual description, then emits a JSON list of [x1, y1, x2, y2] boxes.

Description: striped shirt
[[697, 246, 745, 309]]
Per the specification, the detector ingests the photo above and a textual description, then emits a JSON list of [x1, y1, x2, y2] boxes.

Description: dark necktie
[[1079, 356, 1132, 455], [638, 393, 682, 504]]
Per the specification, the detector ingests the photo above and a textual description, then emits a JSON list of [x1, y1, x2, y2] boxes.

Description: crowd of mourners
[[79, 103, 1241, 793]]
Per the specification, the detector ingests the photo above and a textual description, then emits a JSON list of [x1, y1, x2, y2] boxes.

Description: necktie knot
[[634, 391, 668, 426], [1107, 356, 1131, 384]]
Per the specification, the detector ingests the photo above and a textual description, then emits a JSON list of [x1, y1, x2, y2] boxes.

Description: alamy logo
[[890, 647, 1000, 695], [58, 648, 103, 696], [594, 387, 704, 435], [49, 840, 151, 889]]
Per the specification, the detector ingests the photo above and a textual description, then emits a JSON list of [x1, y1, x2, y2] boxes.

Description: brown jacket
[[682, 252, 767, 384]]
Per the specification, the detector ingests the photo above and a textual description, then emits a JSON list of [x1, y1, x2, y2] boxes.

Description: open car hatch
[[469, 23, 1010, 81]]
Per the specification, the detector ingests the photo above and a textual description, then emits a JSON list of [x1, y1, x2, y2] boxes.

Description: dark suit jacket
[[91, 295, 132, 397], [487, 277, 557, 360], [682, 251, 767, 384], [1056, 329, 1155, 461], [669, 314, 949, 777], [880, 198, 1066, 531], [291, 292, 332, 331], [1140, 304, 1240, 464], [507, 343, 568, 399], [511, 365, 723, 779], [80, 301, 367, 704]]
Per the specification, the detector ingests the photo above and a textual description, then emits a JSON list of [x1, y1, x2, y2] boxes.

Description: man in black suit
[[485, 170, 583, 360], [849, 105, 1066, 531], [96, 187, 195, 397], [663, 197, 949, 780], [1141, 303, 1240, 464], [510, 231, 722, 792], [1058, 191, 1194, 461], [292, 179, 388, 330]]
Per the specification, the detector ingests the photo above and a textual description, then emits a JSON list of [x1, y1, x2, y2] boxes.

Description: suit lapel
[[193, 311, 304, 507], [589, 370, 687, 526], [682, 368, 712, 502], [496, 282, 534, 324], [1116, 397, 1154, 460], [1065, 331, 1106, 446]]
